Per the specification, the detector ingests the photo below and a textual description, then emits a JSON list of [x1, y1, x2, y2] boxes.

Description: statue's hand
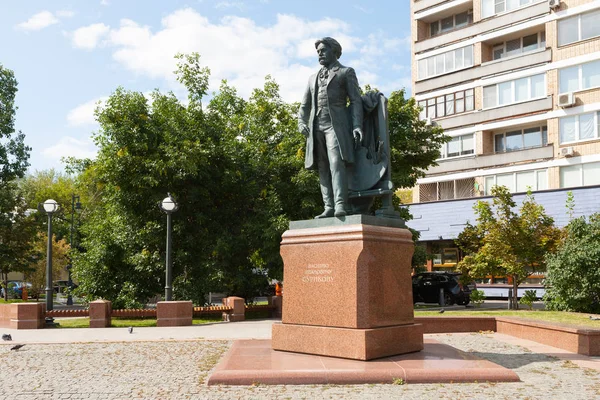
[[353, 128, 363, 149], [300, 125, 310, 138]]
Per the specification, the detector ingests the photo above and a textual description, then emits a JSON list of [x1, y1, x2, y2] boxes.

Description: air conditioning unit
[[425, 117, 433, 126], [548, 0, 560, 9], [558, 92, 576, 107], [560, 146, 574, 157]]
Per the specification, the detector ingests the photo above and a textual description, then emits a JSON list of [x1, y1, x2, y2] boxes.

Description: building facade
[[408, 0, 600, 281]]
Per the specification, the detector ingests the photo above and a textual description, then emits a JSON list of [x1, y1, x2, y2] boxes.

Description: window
[[419, 178, 476, 202], [418, 88, 474, 119], [560, 161, 600, 188], [559, 112, 600, 144], [430, 10, 473, 37], [417, 46, 474, 80], [484, 169, 547, 195], [482, 0, 534, 18], [495, 126, 547, 152], [483, 74, 546, 108], [558, 9, 600, 46], [440, 134, 474, 159], [559, 60, 600, 94]]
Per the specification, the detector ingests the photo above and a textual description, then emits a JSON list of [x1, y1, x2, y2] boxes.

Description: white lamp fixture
[[42, 199, 59, 214], [159, 194, 178, 213]]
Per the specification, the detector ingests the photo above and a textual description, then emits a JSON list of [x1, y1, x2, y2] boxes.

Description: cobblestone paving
[[0, 333, 599, 399]]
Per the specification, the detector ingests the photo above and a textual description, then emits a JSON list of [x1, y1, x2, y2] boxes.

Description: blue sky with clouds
[[1, 0, 412, 173]]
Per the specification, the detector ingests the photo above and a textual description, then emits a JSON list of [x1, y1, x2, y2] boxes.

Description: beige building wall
[[410, 0, 600, 203]]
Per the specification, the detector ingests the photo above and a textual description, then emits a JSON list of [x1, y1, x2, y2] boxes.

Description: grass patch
[[414, 309, 600, 328], [56, 316, 223, 328], [0, 299, 25, 304]]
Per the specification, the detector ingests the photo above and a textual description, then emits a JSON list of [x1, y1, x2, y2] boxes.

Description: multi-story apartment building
[[407, 0, 600, 287]]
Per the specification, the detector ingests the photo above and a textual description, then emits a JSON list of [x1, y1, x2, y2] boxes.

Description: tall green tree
[[456, 186, 561, 308], [544, 214, 600, 313], [70, 53, 449, 307], [0, 65, 32, 296]]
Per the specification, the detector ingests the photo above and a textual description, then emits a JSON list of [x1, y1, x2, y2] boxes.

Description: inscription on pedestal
[[302, 263, 334, 283]]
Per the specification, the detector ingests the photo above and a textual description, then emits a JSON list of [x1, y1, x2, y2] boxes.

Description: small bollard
[[439, 288, 445, 307]]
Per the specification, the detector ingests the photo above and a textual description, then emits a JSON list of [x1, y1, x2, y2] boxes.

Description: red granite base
[[272, 322, 423, 360], [207, 339, 520, 385]]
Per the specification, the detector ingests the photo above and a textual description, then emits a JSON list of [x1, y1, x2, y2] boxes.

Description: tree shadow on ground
[[470, 351, 557, 369]]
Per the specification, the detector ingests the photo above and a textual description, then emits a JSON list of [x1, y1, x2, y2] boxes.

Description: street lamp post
[[159, 193, 178, 301], [67, 195, 81, 306], [42, 199, 59, 312]]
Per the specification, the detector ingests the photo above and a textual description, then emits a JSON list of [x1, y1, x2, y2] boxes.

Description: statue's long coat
[[298, 62, 363, 170]]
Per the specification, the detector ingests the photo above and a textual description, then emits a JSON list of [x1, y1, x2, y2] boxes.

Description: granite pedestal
[[272, 215, 423, 360]]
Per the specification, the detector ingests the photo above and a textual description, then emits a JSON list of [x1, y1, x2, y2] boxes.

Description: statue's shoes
[[315, 208, 334, 219], [334, 207, 346, 217]]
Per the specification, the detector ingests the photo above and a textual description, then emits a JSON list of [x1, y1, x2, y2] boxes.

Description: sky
[[1, 0, 412, 173]]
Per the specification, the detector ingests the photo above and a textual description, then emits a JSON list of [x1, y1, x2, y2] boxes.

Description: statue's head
[[315, 37, 342, 66]]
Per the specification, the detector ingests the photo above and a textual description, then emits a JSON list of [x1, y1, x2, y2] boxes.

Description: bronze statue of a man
[[298, 37, 363, 218]]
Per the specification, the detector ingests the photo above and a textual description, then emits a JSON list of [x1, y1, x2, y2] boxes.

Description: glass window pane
[[456, 97, 465, 113], [445, 51, 454, 72], [507, 0, 519, 11], [579, 113, 595, 140], [428, 104, 436, 118], [583, 162, 600, 186], [482, 0, 494, 18], [505, 130, 523, 151], [464, 46, 473, 66], [522, 33, 538, 52], [531, 74, 545, 97], [431, 21, 439, 37], [446, 94, 455, 115], [495, 134, 505, 152], [560, 165, 581, 188], [515, 77, 528, 102], [418, 59, 427, 79], [495, 0, 505, 14], [537, 170, 547, 190], [542, 126, 548, 145], [582, 60, 600, 90], [427, 57, 435, 77], [441, 16, 454, 32], [419, 101, 426, 119], [516, 171, 535, 192], [455, 48, 464, 69], [465, 89, 474, 111], [581, 10, 600, 41], [436, 96, 445, 117], [493, 46, 504, 60], [455, 12, 469, 27], [498, 81, 513, 105], [558, 17, 579, 46], [484, 85, 497, 108], [560, 116, 577, 143], [540, 31, 546, 47], [523, 127, 542, 148], [485, 176, 496, 195], [462, 134, 474, 154], [496, 174, 514, 192], [435, 54, 444, 75], [559, 66, 579, 93], [448, 137, 460, 157], [506, 38, 521, 56]]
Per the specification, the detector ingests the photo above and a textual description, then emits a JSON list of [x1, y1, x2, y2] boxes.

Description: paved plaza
[[0, 319, 599, 399]]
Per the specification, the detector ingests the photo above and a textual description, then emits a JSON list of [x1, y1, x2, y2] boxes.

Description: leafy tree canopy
[[544, 213, 600, 313], [456, 186, 561, 308]]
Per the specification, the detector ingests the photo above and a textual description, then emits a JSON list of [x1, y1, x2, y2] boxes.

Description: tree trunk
[[2, 273, 7, 302], [512, 275, 519, 310]]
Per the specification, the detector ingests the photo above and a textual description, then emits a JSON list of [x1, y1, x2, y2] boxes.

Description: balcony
[[413, 0, 461, 14], [425, 144, 554, 175], [415, 2, 548, 53], [437, 95, 553, 130]]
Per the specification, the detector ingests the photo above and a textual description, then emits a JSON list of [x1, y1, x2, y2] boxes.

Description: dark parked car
[[412, 272, 475, 306]]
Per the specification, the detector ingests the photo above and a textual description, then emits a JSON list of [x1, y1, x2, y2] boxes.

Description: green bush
[[544, 214, 600, 313], [469, 289, 485, 307], [519, 290, 537, 310]]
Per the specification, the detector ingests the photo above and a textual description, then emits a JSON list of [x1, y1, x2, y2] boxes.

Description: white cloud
[[41, 137, 97, 161], [71, 23, 111, 50], [17, 11, 59, 31], [101, 0, 110, 5], [67, 97, 108, 126], [215, 2, 246, 10]]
